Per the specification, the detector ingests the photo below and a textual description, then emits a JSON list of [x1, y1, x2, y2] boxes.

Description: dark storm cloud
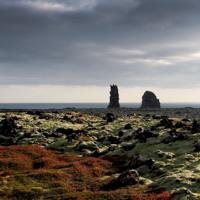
[[1, 0, 200, 87]]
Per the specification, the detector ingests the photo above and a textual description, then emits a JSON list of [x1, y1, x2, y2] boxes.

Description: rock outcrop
[[108, 85, 120, 108], [141, 91, 161, 109], [103, 170, 140, 190]]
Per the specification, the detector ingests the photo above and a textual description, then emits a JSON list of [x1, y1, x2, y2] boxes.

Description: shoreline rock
[[141, 91, 161, 109], [108, 85, 120, 108]]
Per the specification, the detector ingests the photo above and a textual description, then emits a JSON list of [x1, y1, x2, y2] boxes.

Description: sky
[[1, 0, 200, 103]]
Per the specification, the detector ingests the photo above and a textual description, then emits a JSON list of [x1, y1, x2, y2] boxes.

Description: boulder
[[174, 121, 187, 129], [194, 140, 200, 152], [55, 128, 87, 140], [76, 141, 97, 151], [105, 113, 115, 123], [103, 170, 140, 190], [0, 135, 14, 145], [0, 117, 18, 137], [107, 135, 120, 144], [62, 115, 73, 122], [134, 128, 158, 142], [127, 154, 154, 169], [192, 120, 200, 134], [159, 118, 173, 129], [118, 130, 125, 137], [161, 129, 188, 144], [124, 123, 132, 130], [114, 169, 140, 186], [141, 91, 161, 109]]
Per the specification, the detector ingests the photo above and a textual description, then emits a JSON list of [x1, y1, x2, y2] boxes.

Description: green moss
[[48, 138, 70, 152]]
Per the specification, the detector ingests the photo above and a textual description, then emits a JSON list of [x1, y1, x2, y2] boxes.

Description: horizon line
[[1, 102, 200, 104]]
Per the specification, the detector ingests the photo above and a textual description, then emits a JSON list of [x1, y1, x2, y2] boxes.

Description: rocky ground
[[0, 108, 200, 199]]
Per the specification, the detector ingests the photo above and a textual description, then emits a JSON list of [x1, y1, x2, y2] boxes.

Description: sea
[[0, 103, 200, 110]]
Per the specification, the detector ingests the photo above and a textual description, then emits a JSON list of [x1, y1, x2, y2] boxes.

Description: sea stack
[[141, 91, 161, 109], [108, 85, 120, 108]]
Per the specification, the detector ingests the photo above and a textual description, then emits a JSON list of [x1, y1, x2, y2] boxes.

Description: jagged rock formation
[[108, 85, 120, 108], [141, 91, 161, 109]]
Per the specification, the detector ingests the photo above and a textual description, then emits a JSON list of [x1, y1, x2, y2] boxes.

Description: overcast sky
[[1, 0, 200, 103]]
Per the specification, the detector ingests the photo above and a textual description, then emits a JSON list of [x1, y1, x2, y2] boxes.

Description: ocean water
[[0, 103, 200, 109]]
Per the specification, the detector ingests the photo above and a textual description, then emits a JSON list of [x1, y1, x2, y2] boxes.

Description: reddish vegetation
[[132, 191, 171, 200], [0, 145, 171, 199], [0, 145, 68, 171]]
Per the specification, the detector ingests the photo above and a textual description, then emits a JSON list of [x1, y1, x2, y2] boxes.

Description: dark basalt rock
[[105, 113, 115, 123], [108, 85, 120, 108], [192, 120, 200, 134], [62, 115, 73, 122], [194, 140, 200, 152], [55, 128, 87, 139], [161, 129, 188, 144], [114, 169, 140, 186], [26, 111, 35, 115], [134, 128, 158, 142], [107, 135, 120, 144], [118, 130, 125, 137], [124, 123, 132, 130], [102, 170, 140, 190], [0, 117, 18, 137], [152, 115, 162, 120], [0, 117, 22, 145], [182, 118, 190, 122], [56, 128, 74, 135], [0, 135, 14, 145], [121, 142, 136, 151], [27, 111, 44, 117], [97, 136, 107, 143], [159, 118, 173, 129], [151, 165, 166, 177], [174, 121, 186, 129], [128, 154, 154, 169], [160, 116, 169, 119], [141, 91, 161, 109]]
